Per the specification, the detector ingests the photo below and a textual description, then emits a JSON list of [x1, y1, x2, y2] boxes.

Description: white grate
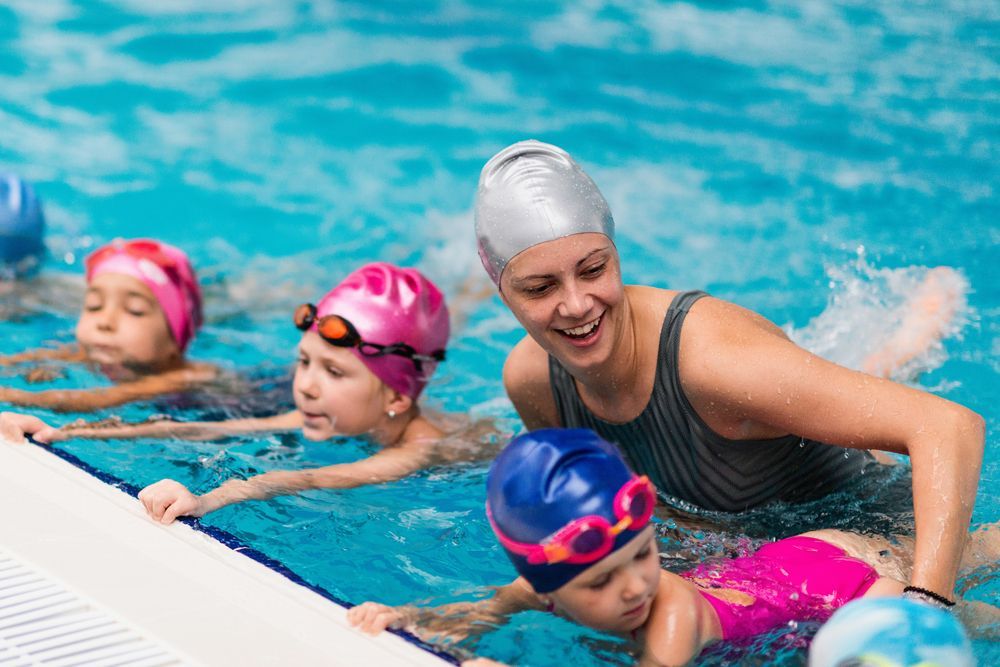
[[0, 551, 187, 667]]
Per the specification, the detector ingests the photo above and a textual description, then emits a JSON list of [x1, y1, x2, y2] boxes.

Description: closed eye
[[521, 283, 553, 297], [580, 261, 606, 278]]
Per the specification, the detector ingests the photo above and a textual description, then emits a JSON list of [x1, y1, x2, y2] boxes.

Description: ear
[[382, 386, 413, 416]]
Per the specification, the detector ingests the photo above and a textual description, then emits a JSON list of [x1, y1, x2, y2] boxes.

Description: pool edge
[[0, 438, 457, 666]]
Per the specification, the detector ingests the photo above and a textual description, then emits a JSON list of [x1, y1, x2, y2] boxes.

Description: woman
[[473, 140, 983, 607]]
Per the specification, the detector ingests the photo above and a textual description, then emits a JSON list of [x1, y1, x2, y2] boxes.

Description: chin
[[300, 425, 331, 441]]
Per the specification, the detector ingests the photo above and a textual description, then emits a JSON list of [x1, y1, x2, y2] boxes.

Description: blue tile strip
[[29, 437, 461, 666]]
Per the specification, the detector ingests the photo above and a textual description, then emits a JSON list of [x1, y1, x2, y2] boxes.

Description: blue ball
[[0, 173, 46, 276], [808, 597, 974, 667]]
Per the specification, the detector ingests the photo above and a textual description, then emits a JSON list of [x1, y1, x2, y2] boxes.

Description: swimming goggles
[[488, 475, 656, 566], [293, 303, 446, 373], [85, 239, 181, 277]]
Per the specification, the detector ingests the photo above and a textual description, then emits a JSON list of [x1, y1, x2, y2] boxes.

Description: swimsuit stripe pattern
[[548, 291, 870, 512]]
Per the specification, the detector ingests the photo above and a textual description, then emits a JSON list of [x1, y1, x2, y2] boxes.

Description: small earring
[[387, 410, 396, 419], [543, 598, 554, 613]]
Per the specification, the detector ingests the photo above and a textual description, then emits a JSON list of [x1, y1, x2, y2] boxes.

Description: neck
[[371, 405, 421, 447], [573, 291, 644, 402], [103, 354, 186, 382]]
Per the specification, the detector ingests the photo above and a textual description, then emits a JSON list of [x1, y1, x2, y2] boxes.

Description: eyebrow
[[509, 247, 611, 285], [123, 291, 157, 305]]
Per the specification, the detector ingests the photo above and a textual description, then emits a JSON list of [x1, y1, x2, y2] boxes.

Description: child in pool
[[0, 173, 45, 280], [2, 262, 475, 524], [0, 237, 213, 410], [349, 429, 999, 667]]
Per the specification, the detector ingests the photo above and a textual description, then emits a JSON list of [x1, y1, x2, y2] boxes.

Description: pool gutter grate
[[0, 552, 186, 667]]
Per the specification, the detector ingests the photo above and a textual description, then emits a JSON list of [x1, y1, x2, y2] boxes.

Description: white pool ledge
[[0, 440, 451, 666]]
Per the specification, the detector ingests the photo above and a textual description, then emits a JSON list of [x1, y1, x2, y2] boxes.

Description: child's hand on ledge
[[0, 411, 65, 444]]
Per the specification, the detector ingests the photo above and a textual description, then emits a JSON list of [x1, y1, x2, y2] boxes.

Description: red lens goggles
[[293, 303, 445, 373], [488, 475, 656, 566]]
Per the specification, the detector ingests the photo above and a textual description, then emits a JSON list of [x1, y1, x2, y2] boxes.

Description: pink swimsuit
[[679, 536, 879, 640]]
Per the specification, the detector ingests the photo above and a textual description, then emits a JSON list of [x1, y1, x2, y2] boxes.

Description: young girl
[[349, 429, 999, 667], [2, 262, 467, 524], [0, 237, 213, 410]]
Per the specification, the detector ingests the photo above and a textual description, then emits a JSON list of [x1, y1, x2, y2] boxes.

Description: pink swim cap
[[85, 238, 203, 353], [313, 262, 449, 399]]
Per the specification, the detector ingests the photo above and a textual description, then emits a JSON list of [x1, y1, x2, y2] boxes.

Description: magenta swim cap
[[313, 262, 450, 399], [85, 238, 203, 353]]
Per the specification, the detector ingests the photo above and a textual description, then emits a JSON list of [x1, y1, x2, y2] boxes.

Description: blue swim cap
[[487, 428, 647, 593], [808, 597, 974, 667], [0, 174, 45, 276]]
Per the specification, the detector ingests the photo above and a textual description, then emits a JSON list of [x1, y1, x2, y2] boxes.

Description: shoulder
[[676, 296, 791, 384], [623, 285, 679, 323], [642, 573, 715, 667], [502, 335, 559, 430]]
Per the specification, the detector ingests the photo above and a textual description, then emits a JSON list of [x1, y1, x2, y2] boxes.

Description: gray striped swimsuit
[[548, 291, 870, 512]]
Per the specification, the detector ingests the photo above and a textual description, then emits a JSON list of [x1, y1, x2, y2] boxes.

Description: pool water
[[1, 1, 997, 665]]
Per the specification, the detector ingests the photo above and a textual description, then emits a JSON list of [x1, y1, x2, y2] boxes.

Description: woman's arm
[[0, 365, 215, 412], [348, 578, 542, 639], [0, 410, 302, 444], [138, 442, 436, 523], [503, 335, 560, 430], [681, 298, 984, 599]]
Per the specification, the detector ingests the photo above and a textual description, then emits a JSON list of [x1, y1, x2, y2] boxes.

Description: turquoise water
[[1, 1, 997, 664]]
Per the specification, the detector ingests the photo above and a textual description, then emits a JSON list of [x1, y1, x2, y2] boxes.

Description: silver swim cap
[[474, 140, 615, 286]]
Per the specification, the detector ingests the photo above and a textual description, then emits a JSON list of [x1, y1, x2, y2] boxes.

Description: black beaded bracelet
[[902, 585, 956, 608]]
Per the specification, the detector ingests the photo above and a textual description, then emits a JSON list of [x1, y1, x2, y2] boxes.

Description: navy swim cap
[[0, 174, 45, 276], [487, 428, 646, 593]]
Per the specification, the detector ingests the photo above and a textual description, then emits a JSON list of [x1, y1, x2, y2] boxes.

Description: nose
[[621, 564, 648, 602], [96, 305, 119, 332], [556, 279, 593, 320], [295, 367, 320, 400]]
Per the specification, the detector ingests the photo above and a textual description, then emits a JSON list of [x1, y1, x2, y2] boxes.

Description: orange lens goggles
[[293, 303, 446, 372]]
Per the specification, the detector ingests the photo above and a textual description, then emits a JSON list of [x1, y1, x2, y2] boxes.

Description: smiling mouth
[[558, 314, 602, 339]]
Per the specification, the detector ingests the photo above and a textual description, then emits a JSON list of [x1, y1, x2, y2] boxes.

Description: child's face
[[75, 272, 179, 372], [549, 526, 660, 634], [293, 331, 389, 441]]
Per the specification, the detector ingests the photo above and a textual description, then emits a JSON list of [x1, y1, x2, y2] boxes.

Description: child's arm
[[0, 345, 85, 367], [0, 410, 302, 444], [0, 365, 215, 412], [138, 441, 437, 524], [348, 578, 542, 640]]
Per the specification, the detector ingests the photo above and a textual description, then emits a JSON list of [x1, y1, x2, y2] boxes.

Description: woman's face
[[293, 331, 390, 441], [549, 527, 661, 634], [500, 233, 624, 371], [75, 272, 179, 373]]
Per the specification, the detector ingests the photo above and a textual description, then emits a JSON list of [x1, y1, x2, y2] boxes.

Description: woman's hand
[[138, 479, 206, 524], [0, 411, 66, 444]]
